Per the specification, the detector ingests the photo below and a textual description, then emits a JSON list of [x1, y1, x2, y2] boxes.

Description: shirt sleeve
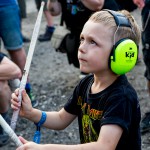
[[64, 84, 80, 115], [64, 75, 94, 116]]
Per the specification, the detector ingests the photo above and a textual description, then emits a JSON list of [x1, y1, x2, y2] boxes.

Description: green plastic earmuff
[[110, 38, 138, 75], [104, 9, 138, 75]]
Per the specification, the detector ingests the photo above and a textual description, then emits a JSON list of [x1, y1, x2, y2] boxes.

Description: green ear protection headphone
[[105, 10, 138, 75]]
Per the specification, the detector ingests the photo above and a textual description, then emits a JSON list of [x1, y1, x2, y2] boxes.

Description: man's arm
[[47, 0, 105, 15], [81, 0, 104, 11], [133, 0, 145, 9], [0, 56, 22, 80]]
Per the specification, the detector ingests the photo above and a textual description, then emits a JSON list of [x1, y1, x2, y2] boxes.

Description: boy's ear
[[109, 38, 138, 75]]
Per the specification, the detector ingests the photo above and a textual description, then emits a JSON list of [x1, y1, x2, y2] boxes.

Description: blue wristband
[[33, 111, 47, 143], [35, 111, 47, 127], [33, 131, 41, 144]]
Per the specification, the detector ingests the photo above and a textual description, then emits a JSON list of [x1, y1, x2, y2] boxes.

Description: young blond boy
[[11, 9, 141, 150]]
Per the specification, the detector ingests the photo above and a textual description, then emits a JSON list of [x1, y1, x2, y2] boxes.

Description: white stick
[[10, 2, 45, 131], [0, 115, 23, 147]]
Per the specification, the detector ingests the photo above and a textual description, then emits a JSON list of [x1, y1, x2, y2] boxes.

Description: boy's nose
[[78, 43, 87, 53]]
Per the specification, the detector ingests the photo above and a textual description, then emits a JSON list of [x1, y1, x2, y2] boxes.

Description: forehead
[[81, 21, 114, 40], [81, 21, 114, 51]]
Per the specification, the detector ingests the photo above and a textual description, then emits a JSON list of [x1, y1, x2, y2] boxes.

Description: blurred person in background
[[0, 0, 38, 108], [0, 52, 21, 147], [133, 0, 150, 134], [17, 0, 30, 43], [48, 0, 120, 78], [35, 0, 55, 42]]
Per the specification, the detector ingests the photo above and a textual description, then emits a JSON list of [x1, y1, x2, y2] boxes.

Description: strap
[[35, 111, 47, 127], [33, 131, 41, 144], [33, 111, 47, 143], [104, 9, 132, 28]]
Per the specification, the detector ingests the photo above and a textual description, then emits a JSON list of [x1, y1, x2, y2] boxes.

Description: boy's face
[[78, 20, 114, 75]]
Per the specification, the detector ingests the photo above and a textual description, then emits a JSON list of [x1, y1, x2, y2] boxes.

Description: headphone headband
[[103, 9, 132, 28]]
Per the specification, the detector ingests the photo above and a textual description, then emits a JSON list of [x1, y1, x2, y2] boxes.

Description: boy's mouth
[[78, 56, 86, 61], [79, 58, 87, 62]]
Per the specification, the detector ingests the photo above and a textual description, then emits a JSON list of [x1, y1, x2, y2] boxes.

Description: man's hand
[[133, 0, 145, 9]]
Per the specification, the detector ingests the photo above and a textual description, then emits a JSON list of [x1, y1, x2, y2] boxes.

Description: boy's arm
[[26, 108, 76, 130], [0, 56, 22, 80], [12, 89, 76, 130], [42, 124, 122, 150], [81, 0, 104, 11], [43, 108, 76, 130], [18, 124, 122, 150]]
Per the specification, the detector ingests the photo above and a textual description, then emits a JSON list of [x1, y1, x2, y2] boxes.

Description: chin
[[80, 68, 89, 74]]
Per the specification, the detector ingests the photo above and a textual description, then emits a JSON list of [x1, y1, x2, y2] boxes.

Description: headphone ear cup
[[110, 39, 138, 75]]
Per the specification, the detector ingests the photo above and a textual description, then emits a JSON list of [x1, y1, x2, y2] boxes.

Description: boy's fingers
[[16, 146, 24, 150], [11, 103, 19, 110], [11, 98, 20, 109], [14, 88, 19, 96], [22, 90, 30, 102], [18, 136, 28, 144], [11, 93, 19, 102]]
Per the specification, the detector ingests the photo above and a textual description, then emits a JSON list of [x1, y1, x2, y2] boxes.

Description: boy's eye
[[90, 40, 96, 45], [80, 38, 97, 45], [80, 37, 84, 43]]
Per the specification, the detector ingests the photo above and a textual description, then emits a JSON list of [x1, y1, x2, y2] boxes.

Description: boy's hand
[[11, 89, 33, 118], [133, 0, 145, 9], [16, 136, 42, 150]]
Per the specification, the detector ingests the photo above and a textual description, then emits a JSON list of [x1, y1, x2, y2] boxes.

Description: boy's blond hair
[[89, 10, 141, 46]]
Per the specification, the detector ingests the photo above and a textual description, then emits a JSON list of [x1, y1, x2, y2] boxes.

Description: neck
[[91, 73, 119, 94]]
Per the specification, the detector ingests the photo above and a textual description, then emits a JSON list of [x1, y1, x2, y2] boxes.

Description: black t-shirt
[[58, 0, 93, 33], [145, 0, 150, 5], [58, 0, 119, 33], [115, 0, 137, 12], [64, 75, 141, 150]]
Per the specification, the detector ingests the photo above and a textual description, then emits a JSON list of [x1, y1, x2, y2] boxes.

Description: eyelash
[[80, 38, 96, 45], [80, 37, 84, 43], [91, 40, 96, 44]]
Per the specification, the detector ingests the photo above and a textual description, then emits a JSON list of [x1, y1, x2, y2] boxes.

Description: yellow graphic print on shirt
[[78, 96, 103, 143], [82, 114, 98, 142]]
